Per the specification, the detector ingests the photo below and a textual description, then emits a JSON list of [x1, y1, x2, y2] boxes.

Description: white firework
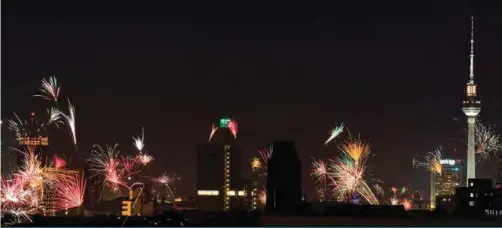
[[33, 75, 60, 102]]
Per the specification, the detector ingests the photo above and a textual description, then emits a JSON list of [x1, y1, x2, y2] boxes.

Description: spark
[[7, 113, 44, 140], [255, 146, 272, 175], [340, 139, 370, 164], [413, 148, 442, 174], [228, 119, 238, 138], [311, 159, 336, 201], [475, 120, 502, 161], [152, 172, 179, 201], [33, 75, 60, 102], [133, 126, 145, 152], [325, 123, 344, 145], [47, 107, 64, 127], [208, 124, 218, 142], [402, 199, 412, 210]]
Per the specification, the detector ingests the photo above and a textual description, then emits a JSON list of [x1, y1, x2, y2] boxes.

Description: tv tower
[[462, 17, 481, 184]]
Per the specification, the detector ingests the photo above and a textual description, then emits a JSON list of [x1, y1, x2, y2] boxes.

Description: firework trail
[[53, 155, 66, 169], [475, 120, 502, 161], [63, 99, 77, 147], [328, 140, 379, 205], [33, 75, 60, 102], [54, 174, 86, 210], [373, 183, 385, 198], [228, 119, 238, 138], [208, 124, 218, 142], [413, 148, 442, 174], [133, 126, 145, 152], [325, 123, 344, 145], [47, 107, 64, 127]]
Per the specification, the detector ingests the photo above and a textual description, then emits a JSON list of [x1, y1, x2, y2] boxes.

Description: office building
[[430, 158, 462, 209], [196, 117, 245, 211]]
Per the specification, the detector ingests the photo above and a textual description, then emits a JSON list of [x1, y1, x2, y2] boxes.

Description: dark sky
[[2, 1, 502, 198]]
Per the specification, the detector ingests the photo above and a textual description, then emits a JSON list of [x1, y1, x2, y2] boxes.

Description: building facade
[[196, 117, 246, 211], [431, 159, 462, 209]]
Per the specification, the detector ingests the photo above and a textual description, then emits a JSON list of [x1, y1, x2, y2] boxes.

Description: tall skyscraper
[[196, 117, 245, 211], [462, 17, 481, 185], [266, 141, 302, 215], [430, 158, 463, 209]]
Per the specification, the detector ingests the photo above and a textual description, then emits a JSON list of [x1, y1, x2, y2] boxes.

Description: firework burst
[[413, 148, 442, 174], [47, 107, 64, 127], [328, 140, 379, 205], [475, 121, 502, 161], [136, 153, 154, 166], [87, 144, 125, 192], [33, 75, 60, 102], [325, 123, 344, 145], [311, 159, 336, 201], [54, 174, 86, 210]]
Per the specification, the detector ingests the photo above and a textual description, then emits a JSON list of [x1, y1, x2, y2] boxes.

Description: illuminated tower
[[196, 117, 244, 211], [462, 17, 481, 185]]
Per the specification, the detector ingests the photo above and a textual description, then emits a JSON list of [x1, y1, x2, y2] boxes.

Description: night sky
[[2, 2, 502, 199]]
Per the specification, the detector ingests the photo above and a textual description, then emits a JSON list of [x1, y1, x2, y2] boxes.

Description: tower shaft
[[466, 117, 476, 182]]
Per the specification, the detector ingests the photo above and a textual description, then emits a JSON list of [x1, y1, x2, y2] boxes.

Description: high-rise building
[[196, 117, 245, 211], [462, 17, 481, 185], [430, 158, 463, 209], [266, 141, 302, 215]]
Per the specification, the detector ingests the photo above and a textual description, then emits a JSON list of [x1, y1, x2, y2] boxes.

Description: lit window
[[470, 182, 474, 187], [469, 201, 474, 207], [227, 190, 236, 196], [238, 191, 245, 196], [197, 190, 219, 196]]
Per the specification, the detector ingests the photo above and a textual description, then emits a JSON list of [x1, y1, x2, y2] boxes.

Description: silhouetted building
[[266, 141, 302, 215], [455, 178, 502, 217], [196, 117, 245, 211], [496, 161, 502, 189]]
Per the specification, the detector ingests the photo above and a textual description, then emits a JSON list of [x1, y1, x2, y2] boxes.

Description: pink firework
[[255, 147, 272, 175], [228, 119, 238, 138], [88, 144, 126, 192], [258, 189, 267, 205], [208, 124, 219, 142], [54, 174, 86, 210], [54, 155, 66, 169], [136, 153, 154, 166]]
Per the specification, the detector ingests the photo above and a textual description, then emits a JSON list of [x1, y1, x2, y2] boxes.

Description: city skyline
[[3, 2, 502, 200]]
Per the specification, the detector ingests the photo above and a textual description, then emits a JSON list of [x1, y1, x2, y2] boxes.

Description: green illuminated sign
[[220, 118, 230, 128]]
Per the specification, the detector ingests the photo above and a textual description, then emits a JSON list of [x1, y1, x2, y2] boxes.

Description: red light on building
[[30, 112, 35, 116]]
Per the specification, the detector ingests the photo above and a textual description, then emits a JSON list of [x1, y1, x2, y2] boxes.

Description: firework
[[255, 147, 272, 175], [328, 140, 379, 205], [311, 159, 336, 201], [325, 123, 344, 145], [33, 75, 60, 102], [475, 121, 502, 161], [153, 172, 179, 201], [208, 124, 218, 142], [250, 157, 262, 170], [258, 189, 267, 205], [136, 153, 154, 166], [54, 174, 86, 210], [53, 155, 66, 169], [413, 148, 442, 174], [63, 99, 77, 146], [47, 107, 64, 127], [228, 119, 238, 138], [87, 144, 125, 192], [7, 113, 45, 140], [133, 126, 145, 152]]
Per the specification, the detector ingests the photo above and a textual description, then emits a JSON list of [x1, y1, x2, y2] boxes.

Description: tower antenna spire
[[469, 16, 475, 83]]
